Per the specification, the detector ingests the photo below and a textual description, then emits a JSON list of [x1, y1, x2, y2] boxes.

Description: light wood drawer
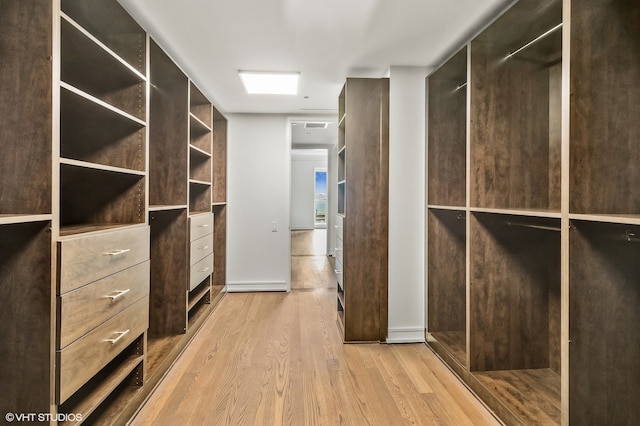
[[190, 234, 213, 266], [58, 261, 149, 349], [58, 226, 150, 294], [190, 253, 213, 291], [57, 296, 149, 404], [190, 213, 213, 241]]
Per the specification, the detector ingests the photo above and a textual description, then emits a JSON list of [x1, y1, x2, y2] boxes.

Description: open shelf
[[190, 82, 212, 128], [569, 220, 640, 425], [60, 17, 145, 121], [0, 0, 52, 217], [149, 39, 188, 208], [59, 164, 145, 234], [188, 278, 211, 311], [212, 108, 228, 204], [0, 221, 52, 417], [149, 209, 188, 336], [61, 0, 146, 75], [187, 289, 211, 330], [427, 46, 467, 208], [190, 114, 212, 153], [189, 181, 212, 215], [189, 147, 212, 183], [427, 209, 466, 367], [212, 204, 227, 288], [61, 87, 145, 172], [469, 0, 562, 212]]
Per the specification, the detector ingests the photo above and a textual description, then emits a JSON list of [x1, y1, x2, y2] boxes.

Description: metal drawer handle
[[105, 249, 131, 256], [105, 329, 130, 345], [107, 289, 131, 300], [199, 267, 210, 273], [199, 245, 210, 250], [198, 224, 210, 228]]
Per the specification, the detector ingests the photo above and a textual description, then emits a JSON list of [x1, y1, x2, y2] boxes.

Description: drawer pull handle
[[199, 267, 210, 273], [105, 329, 130, 345], [105, 249, 131, 256], [198, 224, 210, 228], [107, 289, 131, 300], [199, 245, 210, 250]]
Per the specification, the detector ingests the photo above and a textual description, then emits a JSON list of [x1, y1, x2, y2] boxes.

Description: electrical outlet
[[271, 221, 278, 232]]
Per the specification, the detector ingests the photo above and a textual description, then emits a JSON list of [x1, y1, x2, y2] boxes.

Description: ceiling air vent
[[304, 122, 328, 129]]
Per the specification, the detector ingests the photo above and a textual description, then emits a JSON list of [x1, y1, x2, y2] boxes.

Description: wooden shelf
[[190, 82, 212, 128], [212, 108, 228, 204], [190, 147, 212, 183], [188, 282, 210, 312], [0, 214, 52, 225], [149, 205, 189, 212], [60, 17, 146, 121]]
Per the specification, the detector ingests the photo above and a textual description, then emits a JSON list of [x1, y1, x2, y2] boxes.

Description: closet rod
[[506, 219, 561, 232], [506, 23, 563, 59]]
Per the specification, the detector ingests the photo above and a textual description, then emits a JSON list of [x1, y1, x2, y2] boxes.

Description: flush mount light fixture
[[238, 71, 300, 95]]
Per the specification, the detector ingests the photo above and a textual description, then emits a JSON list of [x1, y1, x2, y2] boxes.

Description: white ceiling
[[117, 0, 509, 117]]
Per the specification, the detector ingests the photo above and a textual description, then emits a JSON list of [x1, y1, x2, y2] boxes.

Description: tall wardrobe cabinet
[[0, 0, 228, 423], [426, 0, 640, 424]]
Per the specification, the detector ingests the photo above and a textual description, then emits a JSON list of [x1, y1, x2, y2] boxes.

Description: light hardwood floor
[[130, 231, 500, 425]]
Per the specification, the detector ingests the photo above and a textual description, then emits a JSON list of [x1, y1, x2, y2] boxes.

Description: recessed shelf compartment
[[427, 209, 466, 367], [61, 0, 146, 75], [469, 0, 562, 211], [60, 163, 145, 235], [188, 277, 211, 311], [569, 220, 640, 425], [189, 147, 212, 183], [190, 114, 212, 154], [189, 82, 212, 128], [427, 46, 467, 208], [60, 87, 145, 171], [469, 211, 560, 424], [212, 108, 228, 204], [61, 17, 146, 121], [189, 182, 212, 215]]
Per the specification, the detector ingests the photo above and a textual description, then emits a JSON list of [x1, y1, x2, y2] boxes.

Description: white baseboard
[[386, 327, 426, 343], [226, 281, 289, 292]]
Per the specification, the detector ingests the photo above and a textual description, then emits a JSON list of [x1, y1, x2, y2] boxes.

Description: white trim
[[386, 327, 426, 343], [226, 281, 289, 292]]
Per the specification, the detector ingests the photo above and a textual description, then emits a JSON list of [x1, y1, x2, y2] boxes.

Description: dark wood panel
[[190, 82, 212, 127], [342, 78, 388, 342], [427, 47, 467, 207], [189, 182, 211, 215], [149, 39, 188, 207], [569, 221, 640, 425], [190, 116, 212, 153], [469, 213, 560, 372], [427, 209, 466, 366], [0, 221, 52, 416], [469, 0, 561, 210], [569, 0, 640, 215], [189, 149, 212, 183], [212, 110, 227, 203], [61, 0, 146, 74], [0, 0, 52, 215], [149, 209, 188, 336], [212, 205, 226, 287]]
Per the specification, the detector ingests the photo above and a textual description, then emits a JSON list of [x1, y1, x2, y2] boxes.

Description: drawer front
[[336, 247, 343, 265], [335, 235, 343, 250], [190, 253, 213, 291], [335, 257, 343, 273], [335, 214, 343, 228], [58, 226, 150, 294], [190, 234, 214, 266], [335, 223, 343, 242], [58, 296, 149, 404], [58, 261, 150, 349], [190, 213, 213, 241], [336, 270, 343, 289]]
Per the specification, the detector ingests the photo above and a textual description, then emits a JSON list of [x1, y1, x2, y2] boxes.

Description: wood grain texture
[[469, 213, 560, 372], [212, 109, 228, 203], [342, 78, 389, 342], [189, 182, 211, 215], [569, 221, 640, 425], [0, 221, 52, 417], [212, 205, 227, 287], [0, 0, 52, 215], [569, 0, 640, 215], [427, 209, 466, 366], [189, 148, 212, 183], [131, 289, 499, 426], [149, 209, 188, 336], [190, 83, 213, 128], [149, 39, 188, 207], [427, 47, 467, 207], [469, 0, 561, 211]]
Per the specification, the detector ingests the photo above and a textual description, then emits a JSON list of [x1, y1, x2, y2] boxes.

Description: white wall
[[290, 150, 327, 230], [226, 114, 291, 292], [387, 66, 429, 343]]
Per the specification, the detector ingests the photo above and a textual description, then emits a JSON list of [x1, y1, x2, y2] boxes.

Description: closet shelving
[[427, 0, 640, 424], [335, 78, 389, 342], [212, 107, 228, 299]]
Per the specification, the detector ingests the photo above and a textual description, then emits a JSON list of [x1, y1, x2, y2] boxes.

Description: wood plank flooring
[[130, 230, 500, 425]]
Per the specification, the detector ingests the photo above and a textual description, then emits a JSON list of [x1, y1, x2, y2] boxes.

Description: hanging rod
[[506, 219, 561, 232], [506, 23, 563, 59], [455, 82, 468, 91]]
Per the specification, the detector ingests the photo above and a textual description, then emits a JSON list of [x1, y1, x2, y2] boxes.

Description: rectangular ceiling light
[[238, 71, 299, 95]]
